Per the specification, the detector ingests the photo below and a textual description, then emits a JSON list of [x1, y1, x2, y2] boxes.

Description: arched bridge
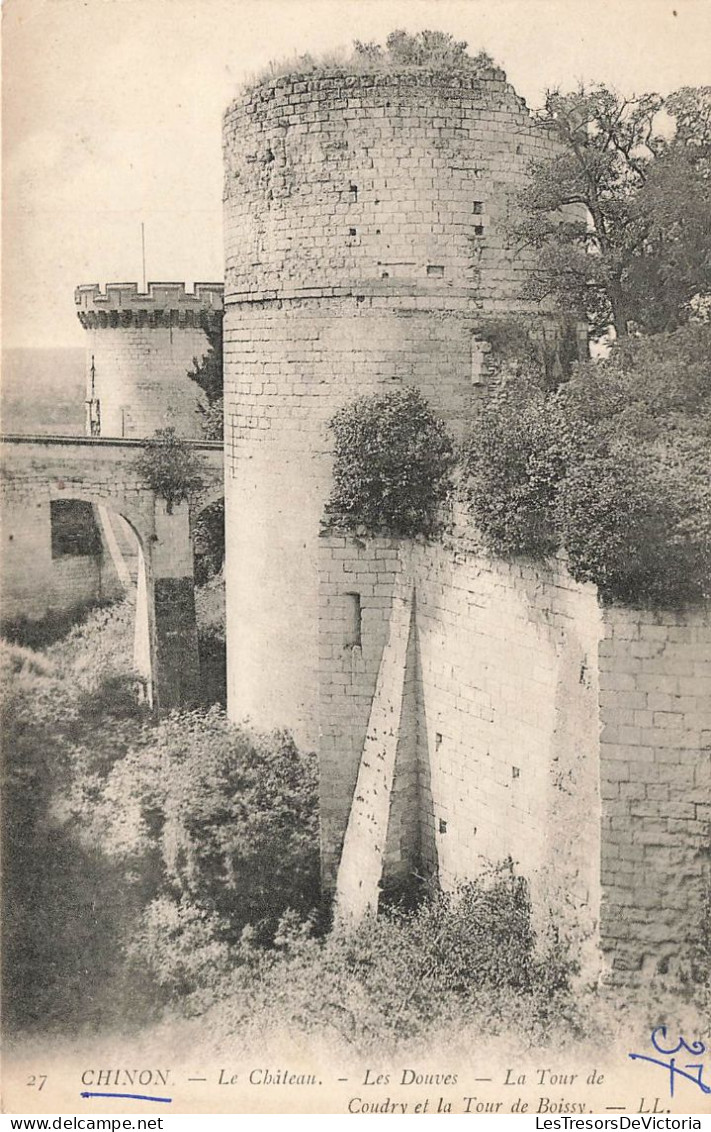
[[1, 434, 223, 711]]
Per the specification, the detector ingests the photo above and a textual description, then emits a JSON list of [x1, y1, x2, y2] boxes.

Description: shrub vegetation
[[1, 601, 319, 1032], [463, 323, 711, 606], [326, 387, 456, 538], [134, 427, 206, 514], [187, 312, 224, 441], [249, 31, 497, 88]]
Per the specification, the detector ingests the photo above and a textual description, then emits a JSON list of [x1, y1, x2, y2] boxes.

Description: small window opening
[[435, 732, 443, 750], [349, 227, 357, 236], [473, 224, 485, 236], [427, 264, 445, 278], [348, 183, 358, 201], [345, 592, 362, 647], [381, 271, 390, 279], [375, 228, 381, 235], [512, 766, 520, 779], [439, 819, 448, 834], [473, 201, 484, 214]]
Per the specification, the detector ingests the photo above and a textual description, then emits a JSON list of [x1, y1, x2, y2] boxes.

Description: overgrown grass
[[1, 600, 150, 1033], [244, 30, 499, 91], [0, 596, 121, 651], [169, 865, 585, 1050]]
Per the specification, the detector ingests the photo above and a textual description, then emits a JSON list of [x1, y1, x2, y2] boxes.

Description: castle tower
[[222, 66, 561, 748], [75, 282, 224, 439]]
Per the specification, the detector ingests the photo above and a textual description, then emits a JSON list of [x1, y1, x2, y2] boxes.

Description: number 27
[[27, 1075, 47, 1092]]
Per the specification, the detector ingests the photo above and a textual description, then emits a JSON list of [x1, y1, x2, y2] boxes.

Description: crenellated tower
[[75, 282, 224, 439]]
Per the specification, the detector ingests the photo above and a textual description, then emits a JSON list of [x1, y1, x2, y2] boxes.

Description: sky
[[3, 0, 710, 349]]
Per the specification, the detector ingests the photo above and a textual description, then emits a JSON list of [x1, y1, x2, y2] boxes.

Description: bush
[[461, 379, 579, 558], [556, 450, 702, 605], [1, 602, 150, 1033], [78, 709, 321, 953], [134, 427, 206, 514], [126, 896, 232, 1008], [326, 387, 456, 537], [249, 31, 498, 88], [464, 325, 711, 606], [199, 861, 580, 1051]]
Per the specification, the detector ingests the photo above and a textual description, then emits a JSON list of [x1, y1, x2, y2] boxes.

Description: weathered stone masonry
[[222, 66, 710, 975], [598, 609, 711, 974], [319, 525, 711, 975], [320, 525, 603, 971], [223, 67, 563, 751]]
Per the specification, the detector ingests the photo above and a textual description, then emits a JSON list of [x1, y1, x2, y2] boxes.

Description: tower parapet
[[75, 282, 223, 330], [75, 281, 224, 439]]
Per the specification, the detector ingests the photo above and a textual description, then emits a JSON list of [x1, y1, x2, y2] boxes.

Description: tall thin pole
[[141, 222, 146, 291]]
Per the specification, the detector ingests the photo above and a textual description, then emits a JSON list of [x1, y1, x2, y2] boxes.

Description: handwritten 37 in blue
[[629, 1028, 711, 1098]]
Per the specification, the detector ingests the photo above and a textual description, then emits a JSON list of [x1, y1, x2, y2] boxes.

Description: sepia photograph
[[1, 0, 710, 1118]]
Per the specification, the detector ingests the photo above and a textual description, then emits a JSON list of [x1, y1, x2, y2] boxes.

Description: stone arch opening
[[1, 484, 157, 706]]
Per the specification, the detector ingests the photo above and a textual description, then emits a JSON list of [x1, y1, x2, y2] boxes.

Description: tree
[[462, 323, 711, 606], [509, 84, 711, 339], [188, 313, 224, 441], [134, 428, 206, 514], [627, 87, 711, 332]]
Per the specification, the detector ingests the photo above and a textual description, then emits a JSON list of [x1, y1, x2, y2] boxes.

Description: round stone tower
[[222, 65, 560, 748], [75, 282, 224, 438]]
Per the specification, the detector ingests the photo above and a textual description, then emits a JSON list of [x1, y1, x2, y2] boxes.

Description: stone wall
[[599, 607, 711, 976], [320, 529, 603, 962], [0, 495, 123, 624], [222, 67, 562, 749], [320, 527, 710, 974]]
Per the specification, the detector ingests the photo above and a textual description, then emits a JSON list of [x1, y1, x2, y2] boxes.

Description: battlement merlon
[[75, 282, 224, 330]]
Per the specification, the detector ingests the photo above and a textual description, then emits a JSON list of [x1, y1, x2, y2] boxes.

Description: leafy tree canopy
[[510, 83, 711, 340], [463, 323, 711, 606]]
